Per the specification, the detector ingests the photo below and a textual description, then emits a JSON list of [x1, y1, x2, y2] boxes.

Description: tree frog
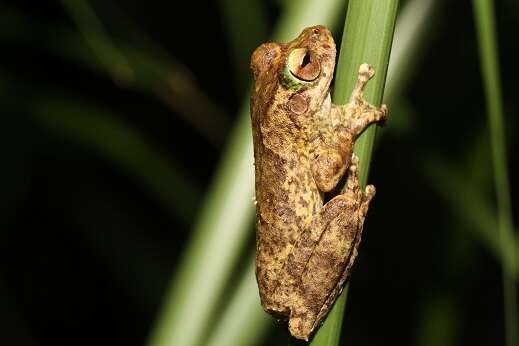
[[250, 25, 388, 340]]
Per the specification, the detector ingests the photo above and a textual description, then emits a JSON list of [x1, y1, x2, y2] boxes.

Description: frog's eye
[[287, 48, 320, 82]]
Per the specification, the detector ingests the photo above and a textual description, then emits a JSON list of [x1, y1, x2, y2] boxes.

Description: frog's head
[[250, 26, 335, 90], [250, 26, 336, 128], [281, 26, 336, 121]]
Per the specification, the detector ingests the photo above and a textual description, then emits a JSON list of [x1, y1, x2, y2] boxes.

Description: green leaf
[[472, 0, 518, 345]]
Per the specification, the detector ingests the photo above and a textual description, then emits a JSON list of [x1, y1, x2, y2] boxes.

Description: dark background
[[1, 1, 517, 345]]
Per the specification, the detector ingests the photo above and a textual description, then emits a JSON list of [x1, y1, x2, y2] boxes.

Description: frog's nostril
[[287, 48, 320, 82]]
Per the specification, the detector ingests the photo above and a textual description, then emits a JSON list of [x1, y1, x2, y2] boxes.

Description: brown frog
[[250, 25, 388, 340]]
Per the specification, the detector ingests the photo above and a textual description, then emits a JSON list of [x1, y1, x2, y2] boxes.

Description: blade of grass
[[60, 0, 229, 145], [205, 255, 273, 346], [472, 1, 518, 346], [8, 0, 214, 126], [385, 0, 436, 105], [424, 157, 519, 278], [272, 0, 347, 41], [310, 1, 399, 344], [384, 0, 437, 135], [32, 96, 199, 224], [219, 0, 268, 91], [146, 101, 254, 346], [416, 292, 460, 346], [60, 0, 134, 83], [146, 1, 348, 345]]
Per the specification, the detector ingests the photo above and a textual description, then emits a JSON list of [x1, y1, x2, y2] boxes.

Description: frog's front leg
[[335, 63, 388, 135], [311, 64, 387, 192], [286, 155, 375, 340]]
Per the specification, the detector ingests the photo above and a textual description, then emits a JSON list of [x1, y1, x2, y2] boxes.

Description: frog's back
[[252, 137, 318, 314], [251, 78, 322, 314]]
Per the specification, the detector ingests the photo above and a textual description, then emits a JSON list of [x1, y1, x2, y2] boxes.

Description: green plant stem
[[472, 1, 518, 346], [425, 157, 519, 277], [416, 292, 460, 346], [385, 0, 436, 103], [310, 1, 399, 345]]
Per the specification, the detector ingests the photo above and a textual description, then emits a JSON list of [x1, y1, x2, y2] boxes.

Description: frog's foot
[[342, 153, 376, 207], [358, 63, 375, 83], [350, 152, 360, 166], [288, 307, 314, 341], [348, 101, 388, 137], [351, 63, 375, 104], [343, 153, 360, 193], [361, 185, 376, 216], [343, 182, 375, 275], [345, 63, 388, 136]]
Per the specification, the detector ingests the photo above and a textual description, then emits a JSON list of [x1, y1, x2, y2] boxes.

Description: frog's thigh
[[288, 194, 362, 340]]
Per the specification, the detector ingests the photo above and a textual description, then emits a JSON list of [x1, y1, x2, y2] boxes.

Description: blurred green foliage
[[1, 0, 517, 346]]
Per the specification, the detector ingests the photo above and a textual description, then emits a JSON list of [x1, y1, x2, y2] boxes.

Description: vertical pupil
[[301, 52, 311, 67]]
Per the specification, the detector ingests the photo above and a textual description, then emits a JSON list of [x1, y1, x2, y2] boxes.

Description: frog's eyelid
[[280, 66, 307, 90], [289, 69, 313, 82]]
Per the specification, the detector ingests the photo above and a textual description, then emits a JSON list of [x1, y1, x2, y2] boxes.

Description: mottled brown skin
[[250, 26, 388, 341]]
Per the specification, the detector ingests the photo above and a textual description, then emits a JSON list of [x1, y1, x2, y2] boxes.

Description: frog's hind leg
[[287, 154, 375, 340], [311, 159, 375, 329]]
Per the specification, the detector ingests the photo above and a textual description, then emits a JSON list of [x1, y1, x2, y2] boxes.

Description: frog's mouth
[[281, 48, 320, 90]]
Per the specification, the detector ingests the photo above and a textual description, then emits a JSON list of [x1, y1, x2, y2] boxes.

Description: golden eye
[[287, 48, 320, 82]]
